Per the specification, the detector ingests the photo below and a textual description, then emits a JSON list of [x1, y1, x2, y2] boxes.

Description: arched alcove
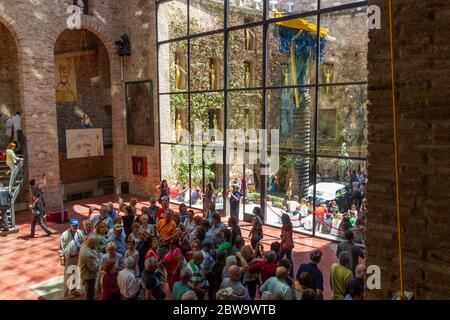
[[0, 22, 21, 149], [54, 28, 114, 199]]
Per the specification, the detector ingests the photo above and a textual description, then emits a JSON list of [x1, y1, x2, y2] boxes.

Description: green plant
[[173, 145, 216, 189], [272, 200, 284, 209], [248, 192, 261, 203]]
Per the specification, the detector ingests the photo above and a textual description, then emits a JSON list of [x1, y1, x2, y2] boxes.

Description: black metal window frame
[[156, 0, 369, 239]]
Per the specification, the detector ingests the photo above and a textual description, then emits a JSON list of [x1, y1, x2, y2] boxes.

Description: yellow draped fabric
[[274, 11, 329, 37]]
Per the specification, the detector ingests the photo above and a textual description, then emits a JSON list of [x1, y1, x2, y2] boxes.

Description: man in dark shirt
[[229, 185, 241, 222], [336, 231, 365, 274], [228, 216, 242, 247], [296, 250, 324, 300], [141, 257, 166, 300]]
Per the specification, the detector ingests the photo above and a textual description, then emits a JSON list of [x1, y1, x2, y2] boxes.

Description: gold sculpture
[[175, 55, 187, 90], [283, 68, 290, 86], [244, 113, 250, 131], [213, 113, 219, 140], [244, 63, 252, 87], [210, 61, 216, 90], [245, 28, 255, 50], [176, 113, 182, 142], [323, 64, 334, 95]]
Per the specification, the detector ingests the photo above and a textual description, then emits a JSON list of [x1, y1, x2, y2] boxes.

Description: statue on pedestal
[[336, 142, 353, 181], [175, 56, 186, 90], [213, 113, 219, 141], [210, 62, 216, 90], [176, 113, 182, 143]]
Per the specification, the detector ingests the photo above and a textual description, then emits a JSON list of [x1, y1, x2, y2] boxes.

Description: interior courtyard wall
[[365, 0, 450, 299], [0, 0, 125, 207], [0, 23, 21, 148], [121, 0, 160, 197], [55, 30, 113, 184]]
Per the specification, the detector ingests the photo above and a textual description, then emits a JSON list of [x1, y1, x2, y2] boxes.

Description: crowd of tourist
[[58, 190, 366, 301]]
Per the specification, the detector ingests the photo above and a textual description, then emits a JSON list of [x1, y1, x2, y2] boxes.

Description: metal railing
[[7, 157, 25, 229]]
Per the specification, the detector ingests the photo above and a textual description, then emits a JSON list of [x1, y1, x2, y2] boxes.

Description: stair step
[[0, 228, 19, 235]]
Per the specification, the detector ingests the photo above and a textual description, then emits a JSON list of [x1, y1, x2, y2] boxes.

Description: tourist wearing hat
[[89, 205, 113, 232], [58, 218, 85, 298], [295, 249, 324, 300], [106, 224, 126, 256]]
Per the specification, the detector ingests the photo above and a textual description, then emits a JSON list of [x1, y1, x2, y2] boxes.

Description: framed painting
[[125, 80, 154, 146]]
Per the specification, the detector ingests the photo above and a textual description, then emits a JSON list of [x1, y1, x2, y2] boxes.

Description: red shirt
[[248, 260, 277, 283], [315, 206, 328, 218], [157, 208, 165, 220], [102, 272, 121, 300], [281, 225, 294, 250], [145, 247, 160, 261]]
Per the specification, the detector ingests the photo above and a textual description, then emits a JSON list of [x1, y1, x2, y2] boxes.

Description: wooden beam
[[55, 50, 97, 60]]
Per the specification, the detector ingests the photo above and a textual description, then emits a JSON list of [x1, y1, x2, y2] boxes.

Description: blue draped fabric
[[278, 25, 328, 139]]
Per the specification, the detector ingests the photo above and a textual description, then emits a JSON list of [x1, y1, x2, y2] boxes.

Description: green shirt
[[330, 263, 353, 300], [218, 241, 232, 253], [172, 281, 191, 300], [6, 149, 18, 164]]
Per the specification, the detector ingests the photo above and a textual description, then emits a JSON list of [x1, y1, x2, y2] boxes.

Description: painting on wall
[[132, 156, 148, 177], [55, 57, 78, 102], [66, 128, 104, 159], [126, 80, 154, 146]]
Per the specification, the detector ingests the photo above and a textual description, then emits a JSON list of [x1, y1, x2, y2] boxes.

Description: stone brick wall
[[54, 29, 113, 184], [0, 0, 125, 206], [0, 22, 21, 147], [122, 0, 160, 198], [365, 0, 450, 299]]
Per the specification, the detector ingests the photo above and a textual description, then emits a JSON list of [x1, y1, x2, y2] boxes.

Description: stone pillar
[[20, 40, 62, 207]]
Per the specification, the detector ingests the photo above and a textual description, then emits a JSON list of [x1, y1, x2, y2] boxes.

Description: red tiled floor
[[0, 194, 339, 300]]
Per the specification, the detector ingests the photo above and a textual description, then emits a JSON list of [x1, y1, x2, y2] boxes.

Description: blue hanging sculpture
[[277, 24, 328, 198]]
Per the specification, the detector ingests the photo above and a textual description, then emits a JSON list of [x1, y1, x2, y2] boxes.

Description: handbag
[[1, 151, 6, 161]]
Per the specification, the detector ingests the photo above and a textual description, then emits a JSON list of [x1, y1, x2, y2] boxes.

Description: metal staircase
[[0, 156, 26, 233]]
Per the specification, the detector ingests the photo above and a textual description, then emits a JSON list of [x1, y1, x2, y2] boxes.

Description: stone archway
[[52, 17, 126, 200], [0, 18, 24, 200], [0, 21, 22, 148], [53, 28, 116, 200]]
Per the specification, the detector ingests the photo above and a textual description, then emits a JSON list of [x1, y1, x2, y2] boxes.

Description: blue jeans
[[1, 208, 9, 230]]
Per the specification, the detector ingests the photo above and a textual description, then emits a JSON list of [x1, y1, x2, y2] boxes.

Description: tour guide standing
[[78, 235, 100, 300], [29, 179, 52, 237], [58, 218, 84, 297]]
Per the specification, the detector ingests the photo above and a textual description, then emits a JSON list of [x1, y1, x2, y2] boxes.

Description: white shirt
[[288, 200, 300, 212], [5, 119, 13, 137], [302, 214, 313, 230], [11, 115, 22, 131], [185, 219, 196, 235], [117, 268, 140, 298]]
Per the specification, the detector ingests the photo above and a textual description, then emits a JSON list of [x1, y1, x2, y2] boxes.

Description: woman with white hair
[[101, 241, 124, 271], [139, 214, 155, 237], [141, 257, 166, 300], [117, 256, 141, 299], [98, 242, 124, 296]]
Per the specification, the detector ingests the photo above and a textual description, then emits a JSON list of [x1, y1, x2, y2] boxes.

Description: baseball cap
[[70, 218, 79, 226]]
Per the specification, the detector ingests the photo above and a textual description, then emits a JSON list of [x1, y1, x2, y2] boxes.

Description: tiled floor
[[0, 194, 339, 300]]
